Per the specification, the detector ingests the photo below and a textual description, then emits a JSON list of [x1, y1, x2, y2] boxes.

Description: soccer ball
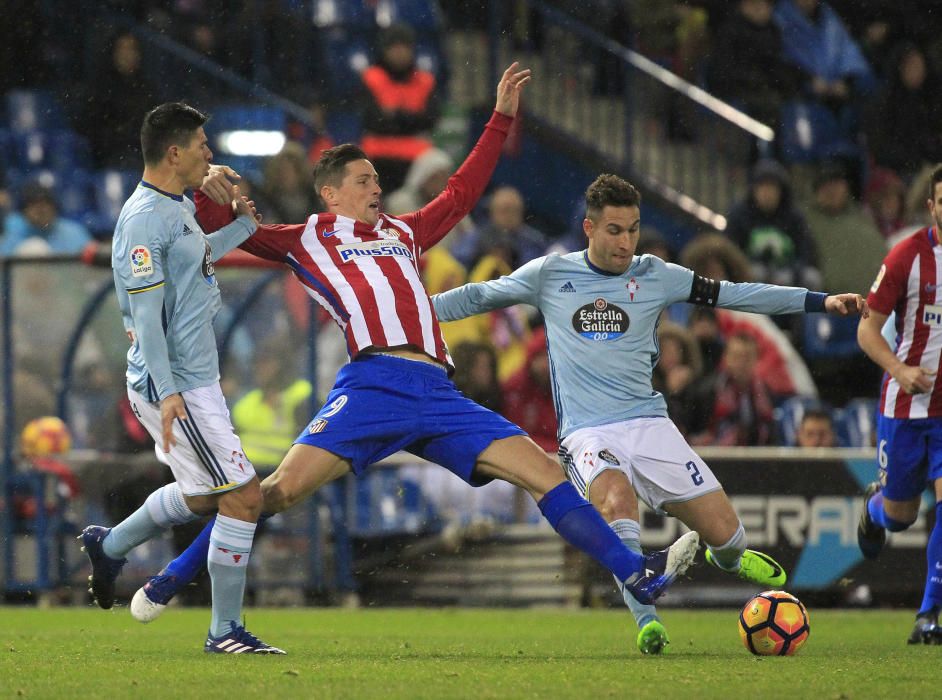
[[738, 590, 810, 656], [20, 416, 72, 457]]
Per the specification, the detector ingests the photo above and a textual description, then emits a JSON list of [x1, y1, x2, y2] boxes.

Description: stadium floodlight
[[216, 130, 286, 157]]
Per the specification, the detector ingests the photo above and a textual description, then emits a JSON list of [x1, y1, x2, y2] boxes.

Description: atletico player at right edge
[[858, 164, 942, 644]]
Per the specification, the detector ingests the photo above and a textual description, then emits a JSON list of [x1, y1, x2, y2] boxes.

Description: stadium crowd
[[4, 0, 938, 460]]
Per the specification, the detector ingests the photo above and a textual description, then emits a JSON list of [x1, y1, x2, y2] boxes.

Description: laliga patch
[[308, 418, 328, 434], [130, 246, 154, 278], [870, 264, 886, 293], [598, 449, 620, 466]]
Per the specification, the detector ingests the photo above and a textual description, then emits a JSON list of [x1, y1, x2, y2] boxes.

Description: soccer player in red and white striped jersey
[[857, 164, 942, 643], [137, 64, 700, 623]]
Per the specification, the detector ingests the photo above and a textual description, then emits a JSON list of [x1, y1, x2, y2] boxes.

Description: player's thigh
[[475, 434, 566, 498], [587, 468, 639, 523], [880, 416, 932, 521], [128, 385, 256, 497], [622, 416, 723, 518], [261, 443, 351, 512], [559, 425, 636, 516], [663, 489, 740, 546]]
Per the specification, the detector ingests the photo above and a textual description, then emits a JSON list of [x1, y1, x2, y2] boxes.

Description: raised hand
[[824, 293, 869, 318], [495, 62, 532, 117], [200, 164, 241, 205]]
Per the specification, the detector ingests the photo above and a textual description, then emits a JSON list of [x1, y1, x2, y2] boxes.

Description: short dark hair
[[313, 143, 369, 194], [930, 164, 942, 201], [585, 174, 641, 220], [140, 102, 208, 165]]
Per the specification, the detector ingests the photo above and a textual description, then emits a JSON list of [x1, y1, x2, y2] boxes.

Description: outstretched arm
[[433, 256, 544, 321], [402, 63, 531, 250]]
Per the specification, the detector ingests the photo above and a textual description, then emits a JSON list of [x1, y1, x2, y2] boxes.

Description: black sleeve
[[688, 274, 721, 307]]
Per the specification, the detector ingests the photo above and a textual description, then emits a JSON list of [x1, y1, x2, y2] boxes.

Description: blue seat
[[836, 397, 879, 448], [11, 130, 90, 172], [87, 169, 139, 235], [802, 314, 861, 360], [775, 396, 831, 446], [311, 0, 375, 28], [6, 168, 94, 223], [325, 110, 362, 146], [6, 90, 66, 133], [387, 0, 444, 32], [0, 128, 12, 173], [778, 100, 864, 165], [208, 104, 287, 134]]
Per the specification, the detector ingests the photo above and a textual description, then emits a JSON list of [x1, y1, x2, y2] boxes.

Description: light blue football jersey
[[434, 251, 820, 439], [112, 182, 255, 401]]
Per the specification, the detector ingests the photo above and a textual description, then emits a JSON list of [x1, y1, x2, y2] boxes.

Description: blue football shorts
[[294, 354, 525, 485], [876, 414, 942, 501]]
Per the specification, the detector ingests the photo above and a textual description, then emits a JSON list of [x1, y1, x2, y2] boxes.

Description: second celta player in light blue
[[434, 173, 868, 654]]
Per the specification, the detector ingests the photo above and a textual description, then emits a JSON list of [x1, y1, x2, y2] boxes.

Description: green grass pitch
[[0, 607, 935, 699]]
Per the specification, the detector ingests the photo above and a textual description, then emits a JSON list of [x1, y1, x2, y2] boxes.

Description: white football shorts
[[128, 383, 256, 497], [559, 416, 721, 514]]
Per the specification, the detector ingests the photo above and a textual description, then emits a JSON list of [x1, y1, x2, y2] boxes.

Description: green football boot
[[705, 548, 787, 587], [637, 620, 669, 655]]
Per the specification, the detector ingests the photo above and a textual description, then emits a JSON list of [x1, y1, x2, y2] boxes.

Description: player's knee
[[218, 478, 263, 520], [183, 494, 217, 516], [260, 477, 293, 513], [595, 483, 636, 523]]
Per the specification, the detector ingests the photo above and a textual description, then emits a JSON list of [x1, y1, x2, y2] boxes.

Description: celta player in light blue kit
[[434, 174, 868, 654], [80, 102, 285, 654]]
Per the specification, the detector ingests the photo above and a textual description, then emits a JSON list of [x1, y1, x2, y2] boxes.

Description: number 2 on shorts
[[685, 460, 704, 486]]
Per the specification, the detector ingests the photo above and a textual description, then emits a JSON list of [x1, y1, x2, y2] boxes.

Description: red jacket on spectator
[[500, 328, 558, 452]]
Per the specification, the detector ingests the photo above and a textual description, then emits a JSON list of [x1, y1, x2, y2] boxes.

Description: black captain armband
[[688, 274, 720, 307]]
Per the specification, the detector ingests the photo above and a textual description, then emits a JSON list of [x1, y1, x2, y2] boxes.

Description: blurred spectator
[[688, 306, 725, 376], [774, 0, 875, 109], [636, 228, 674, 261], [724, 158, 821, 288], [795, 407, 836, 447], [450, 341, 502, 413], [385, 147, 474, 251], [467, 249, 533, 382], [386, 147, 453, 214], [804, 161, 885, 294], [232, 338, 312, 469], [692, 332, 776, 447], [500, 327, 558, 453], [1, 183, 92, 256], [79, 32, 159, 168], [864, 166, 907, 240], [360, 23, 439, 194], [652, 321, 704, 437], [283, 88, 335, 166], [679, 231, 753, 283], [260, 141, 320, 224], [863, 42, 942, 183], [452, 186, 550, 269], [707, 0, 801, 127]]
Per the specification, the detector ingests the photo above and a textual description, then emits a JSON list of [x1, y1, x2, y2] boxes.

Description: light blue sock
[[103, 483, 198, 559], [610, 518, 659, 629], [707, 522, 746, 572], [208, 514, 257, 638]]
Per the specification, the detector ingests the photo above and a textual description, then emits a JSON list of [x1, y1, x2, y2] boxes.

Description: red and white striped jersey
[[196, 112, 513, 370], [868, 226, 942, 418]]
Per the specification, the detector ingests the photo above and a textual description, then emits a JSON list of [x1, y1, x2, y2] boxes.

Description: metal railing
[[450, 0, 777, 229]]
